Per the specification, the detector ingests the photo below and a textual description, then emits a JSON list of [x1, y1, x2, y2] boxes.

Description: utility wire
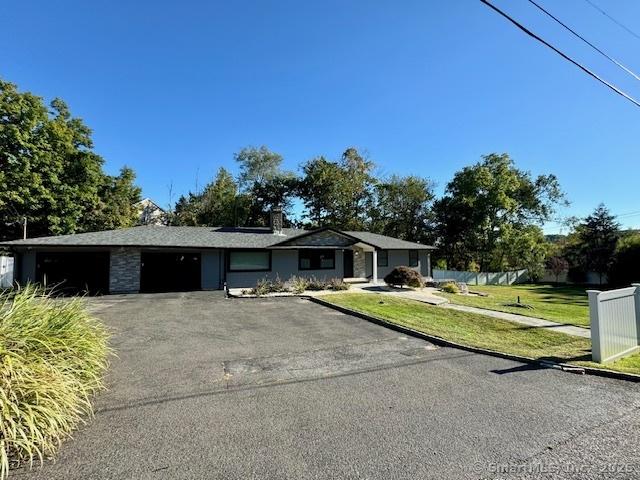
[[479, 0, 640, 109], [528, 0, 640, 82], [583, 0, 640, 42]]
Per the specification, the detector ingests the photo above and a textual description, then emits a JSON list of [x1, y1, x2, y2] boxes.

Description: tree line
[[546, 205, 640, 287], [0, 80, 141, 241], [171, 146, 569, 279]]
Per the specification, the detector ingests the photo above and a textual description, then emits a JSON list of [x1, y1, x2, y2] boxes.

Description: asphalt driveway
[[15, 292, 640, 480]]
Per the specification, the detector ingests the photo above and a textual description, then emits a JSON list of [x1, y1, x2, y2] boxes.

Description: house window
[[228, 250, 271, 271], [377, 250, 388, 267], [299, 249, 335, 270], [409, 250, 419, 267]]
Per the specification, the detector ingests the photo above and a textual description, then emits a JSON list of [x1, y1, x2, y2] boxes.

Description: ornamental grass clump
[[0, 285, 110, 479]]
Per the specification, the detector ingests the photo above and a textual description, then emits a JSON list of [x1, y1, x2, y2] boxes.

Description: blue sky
[[3, 0, 640, 232]]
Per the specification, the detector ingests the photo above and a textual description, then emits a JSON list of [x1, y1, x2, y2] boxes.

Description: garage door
[[36, 252, 110, 295], [140, 252, 201, 293]]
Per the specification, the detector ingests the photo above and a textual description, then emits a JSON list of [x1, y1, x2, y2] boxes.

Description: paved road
[[15, 292, 639, 480]]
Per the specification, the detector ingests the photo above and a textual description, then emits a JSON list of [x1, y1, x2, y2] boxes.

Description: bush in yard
[[249, 276, 290, 296], [250, 279, 271, 296], [268, 275, 288, 293], [383, 266, 424, 289], [306, 277, 329, 291], [287, 276, 309, 294], [440, 282, 460, 294], [0, 285, 110, 479], [328, 278, 350, 291]]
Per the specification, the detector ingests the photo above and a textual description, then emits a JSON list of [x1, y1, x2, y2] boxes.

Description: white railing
[[0, 256, 14, 288], [588, 285, 640, 363], [432, 269, 528, 285]]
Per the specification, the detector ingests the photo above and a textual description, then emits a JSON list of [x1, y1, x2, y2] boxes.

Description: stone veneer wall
[[353, 247, 367, 278], [109, 249, 141, 293]]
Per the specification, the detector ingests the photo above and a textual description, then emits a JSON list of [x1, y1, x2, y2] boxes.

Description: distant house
[[135, 198, 166, 226], [1, 209, 435, 294]]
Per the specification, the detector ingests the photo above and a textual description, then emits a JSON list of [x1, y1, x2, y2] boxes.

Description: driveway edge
[[306, 296, 640, 383]]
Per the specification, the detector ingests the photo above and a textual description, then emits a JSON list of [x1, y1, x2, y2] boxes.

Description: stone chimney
[[270, 207, 284, 236]]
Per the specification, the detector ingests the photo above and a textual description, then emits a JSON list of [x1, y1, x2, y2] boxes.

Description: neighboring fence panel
[[432, 269, 528, 286], [0, 256, 14, 288], [540, 269, 608, 285], [588, 285, 640, 363]]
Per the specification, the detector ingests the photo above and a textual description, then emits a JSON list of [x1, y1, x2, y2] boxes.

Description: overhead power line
[[528, 0, 640, 82], [479, 0, 640, 109], [617, 210, 640, 219], [582, 0, 640, 42]]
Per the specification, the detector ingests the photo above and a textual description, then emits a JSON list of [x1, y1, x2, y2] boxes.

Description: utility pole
[[23, 217, 27, 239]]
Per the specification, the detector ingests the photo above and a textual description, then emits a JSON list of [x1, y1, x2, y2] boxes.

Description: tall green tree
[[85, 167, 142, 231], [564, 204, 620, 284], [173, 167, 239, 226], [370, 175, 434, 242], [493, 224, 548, 280], [299, 148, 375, 230], [434, 153, 565, 271], [241, 172, 299, 226], [234, 146, 298, 226], [609, 232, 640, 286], [200, 167, 238, 226], [0, 79, 140, 240], [235, 146, 284, 188]]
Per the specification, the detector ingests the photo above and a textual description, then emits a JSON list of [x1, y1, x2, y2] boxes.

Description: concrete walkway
[[441, 303, 591, 338]]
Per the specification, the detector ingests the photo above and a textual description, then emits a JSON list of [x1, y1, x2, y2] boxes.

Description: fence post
[[587, 290, 602, 363], [633, 284, 640, 345]]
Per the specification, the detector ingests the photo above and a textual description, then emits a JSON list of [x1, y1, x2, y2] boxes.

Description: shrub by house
[[384, 266, 424, 288]]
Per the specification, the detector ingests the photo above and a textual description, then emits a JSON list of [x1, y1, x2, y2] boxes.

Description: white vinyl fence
[[588, 284, 640, 363], [0, 256, 14, 288], [432, 269, 528, 286]]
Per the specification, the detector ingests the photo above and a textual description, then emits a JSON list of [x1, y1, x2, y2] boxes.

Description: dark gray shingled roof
[[0, 226, 434, 250], [344, 231, 435, 250]]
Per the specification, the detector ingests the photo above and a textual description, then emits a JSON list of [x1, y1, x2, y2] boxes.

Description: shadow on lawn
[[514, 323, 590, 331], [514, 285, 589, 306]]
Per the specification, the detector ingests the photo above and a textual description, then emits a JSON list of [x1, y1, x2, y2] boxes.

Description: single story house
[[0, 210, 435, 294]]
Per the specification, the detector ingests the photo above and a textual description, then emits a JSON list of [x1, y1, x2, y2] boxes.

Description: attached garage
[[36, 251, 110, 295], [140, 252, 201, 293]]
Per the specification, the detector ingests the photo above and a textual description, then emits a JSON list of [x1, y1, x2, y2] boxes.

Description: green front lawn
[[320, 293, 640, 376], [434, 284, 590, 328]]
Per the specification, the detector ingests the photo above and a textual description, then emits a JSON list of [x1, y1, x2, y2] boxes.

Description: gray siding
[[225, 249, 345, 288], [201, 250, 222, 290], [366, 250, 423, 280], [19, 251, 36, 284], [109, 249, 140, 293]]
